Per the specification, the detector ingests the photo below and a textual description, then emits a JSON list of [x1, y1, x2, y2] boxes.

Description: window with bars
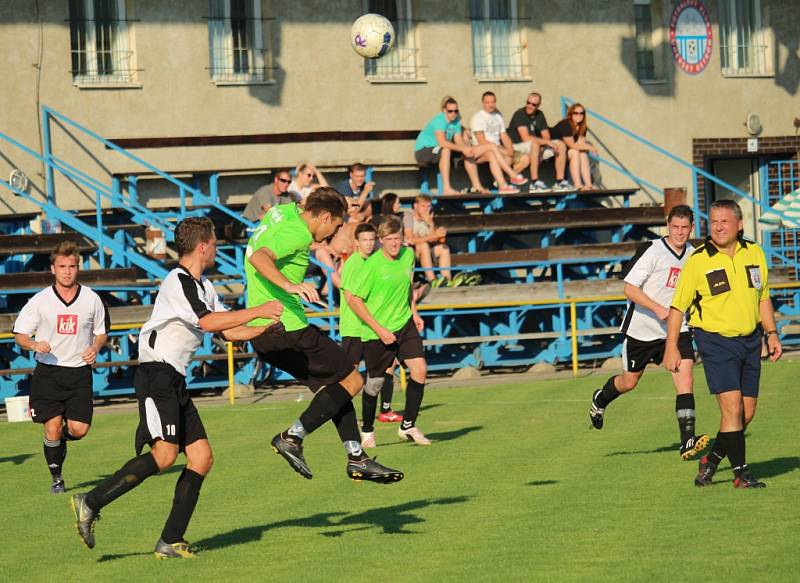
[[364, 0, 420, 81], [634, 1, 656, 81], [208, 0, 272, 83], [470, 0, 527, 80], [69, 0, 135, 84], [719, 0, 771, 76]]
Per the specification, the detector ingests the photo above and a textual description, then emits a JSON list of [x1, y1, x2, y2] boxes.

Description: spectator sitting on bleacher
[[337, 162, 375, 222], [371, 192, 403, 227], [403, 194, 452, 287], [242, 168, 298, 223], [289, 163, 329, 202], [507, 92, 570, 193], [414, 97, 480, 195], [550, 103, 599, 191], [469, 91, 528, 193]]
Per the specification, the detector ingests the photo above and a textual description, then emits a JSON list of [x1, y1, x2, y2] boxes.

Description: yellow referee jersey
[[671, 237, 770, 337]]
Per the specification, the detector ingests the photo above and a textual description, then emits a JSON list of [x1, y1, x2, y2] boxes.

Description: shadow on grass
[[606, 443, 680, 457], [526, 480, 558, 487], [748, 456, 800, 480], [71, 465, 182, 490], [425, 426, 482, 442], [0, 453, 36, 466], [193, 496, 471, 552], [97, 551, 154, 562], [418, 403, 444, 413]]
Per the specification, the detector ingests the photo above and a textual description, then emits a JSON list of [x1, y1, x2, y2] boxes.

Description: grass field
[[2, 361, 799, 582]]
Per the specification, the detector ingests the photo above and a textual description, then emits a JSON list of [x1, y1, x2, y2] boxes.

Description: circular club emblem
[[669, 0, 712, 74]]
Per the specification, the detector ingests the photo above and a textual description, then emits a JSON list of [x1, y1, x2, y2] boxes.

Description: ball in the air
[[351, 13, 395, 59]]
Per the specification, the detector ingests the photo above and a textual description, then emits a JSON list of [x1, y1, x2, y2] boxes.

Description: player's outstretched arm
[[198, 301, 283, 334], [222, 324, 271, 342]]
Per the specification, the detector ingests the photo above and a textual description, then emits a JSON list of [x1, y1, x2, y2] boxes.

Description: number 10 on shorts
[[165, 424, 176, 436]]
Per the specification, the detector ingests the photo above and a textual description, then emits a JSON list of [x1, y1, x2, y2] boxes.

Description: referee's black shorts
[[134, 362, 208, 455], [29, 363, 93, 425], [693, 327, 762, 397], [251, 325, 357, 392], [363, 318, 424, 378], [622, 332, 694, 373]]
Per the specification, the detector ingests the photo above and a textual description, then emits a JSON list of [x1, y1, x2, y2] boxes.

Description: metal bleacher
[[1, 101, 799, 400]]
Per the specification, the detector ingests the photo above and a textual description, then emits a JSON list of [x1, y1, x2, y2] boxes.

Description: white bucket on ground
[[5, 396, 31, 422]]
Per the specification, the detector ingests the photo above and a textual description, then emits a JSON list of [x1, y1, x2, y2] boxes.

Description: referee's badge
[[747, 266, 762, 290]]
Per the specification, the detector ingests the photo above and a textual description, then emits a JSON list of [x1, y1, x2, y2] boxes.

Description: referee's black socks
[[161, 468, 205, 545], [296, 383, 353, 436], [85, 452, 160, 512], [675, 393, 696, 443], [400, 379, 425, 430], [595, 377, 621, 408]]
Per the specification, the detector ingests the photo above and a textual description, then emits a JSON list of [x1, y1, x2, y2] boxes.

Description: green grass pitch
[[1, 361, 799, 582]]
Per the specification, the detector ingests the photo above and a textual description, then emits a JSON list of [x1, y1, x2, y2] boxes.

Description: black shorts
[[250, 325, 357, 392], [363, 318, 424, 378], [693, 327, 762, 397], [622, 332, 694, 373], [134, 362, 208, 455], [29, 363, 93, 425], [341, 336, 364, 367], [414, 147, 441, 166]]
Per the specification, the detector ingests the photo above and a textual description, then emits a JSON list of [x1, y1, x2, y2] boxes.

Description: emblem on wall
[[669, 0, 713, 74]]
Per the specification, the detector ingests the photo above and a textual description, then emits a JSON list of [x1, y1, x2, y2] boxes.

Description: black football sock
[[161, 468, 205, 544], [361, 393, 378, 433], [675, 393, 696, 443], [708, 432, 729, 466], [380, 373, 394, 413], [43, 438, 66, 479], [332, 400, 360, 443], [85, 452, 160, 512], [726, 430, 746, 474], [595, 376, 621, 408], [400, 379, 424, 430], [298, 383, 353, 436]]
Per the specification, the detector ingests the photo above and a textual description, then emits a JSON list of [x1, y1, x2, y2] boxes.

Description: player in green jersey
[[348, 217, 430, 446], [246, 188, 403, 484]]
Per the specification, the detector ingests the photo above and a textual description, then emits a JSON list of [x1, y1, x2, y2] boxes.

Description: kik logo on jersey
[[57, 314, 78, 335], [666, 266, 681, 288]]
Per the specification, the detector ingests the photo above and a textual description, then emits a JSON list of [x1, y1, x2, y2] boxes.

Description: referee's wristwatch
[[764, 330, 778, 337]]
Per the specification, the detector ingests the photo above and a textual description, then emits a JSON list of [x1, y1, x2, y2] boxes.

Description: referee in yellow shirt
[[663, 200, 782, 488]]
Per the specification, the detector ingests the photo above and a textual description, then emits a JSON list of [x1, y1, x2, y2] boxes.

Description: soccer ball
[[351, 13, 395, 59]]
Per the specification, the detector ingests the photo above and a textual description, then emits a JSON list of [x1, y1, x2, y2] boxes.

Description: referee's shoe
[[346, 454, 404, 484], [271, 432, 313, 479], [70, 493, 99, 549]]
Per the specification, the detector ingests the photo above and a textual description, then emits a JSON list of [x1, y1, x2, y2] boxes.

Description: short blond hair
[[50, 242, 80, 265], [377, 216, 403, 238]]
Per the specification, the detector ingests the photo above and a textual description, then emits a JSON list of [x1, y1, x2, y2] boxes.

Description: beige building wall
[[0, 0, 797, 215]]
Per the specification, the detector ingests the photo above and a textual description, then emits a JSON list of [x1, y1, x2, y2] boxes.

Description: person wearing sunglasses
[[507, 92, 569, 193], [242, 168, 298, 223], [288, 163, 329, 203], [414, 96, 479, 196], [550, 103, 599, 191]]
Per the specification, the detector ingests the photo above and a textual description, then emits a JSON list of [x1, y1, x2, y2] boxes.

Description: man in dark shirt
[[507, 92, 568, 193], [337, 163, 375, 222]]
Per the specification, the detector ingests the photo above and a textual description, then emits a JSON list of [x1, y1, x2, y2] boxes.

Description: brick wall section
[[692, 136, 800, 209]]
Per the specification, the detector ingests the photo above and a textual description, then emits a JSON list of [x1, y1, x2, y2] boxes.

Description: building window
[[69, 0, 134, 84], [634, 1, 656, 81], [470, 0, 527, 80], [719, 0, 771, 76], [364, 0, 420, 81], [208, 0, 272, 83]]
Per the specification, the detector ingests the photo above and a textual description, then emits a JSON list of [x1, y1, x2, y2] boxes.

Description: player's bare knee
[[188, 452, 213, 476], [67, 423, 90, 439], [340, 369, 364, 396], [150, 441, 178, 471]]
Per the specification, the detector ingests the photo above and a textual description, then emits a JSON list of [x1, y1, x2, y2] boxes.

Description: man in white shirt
[[14, 243, 108, 494], [588, 205, 709, 461], [467, 91, 527, 193], [70, 217, 282, 559]]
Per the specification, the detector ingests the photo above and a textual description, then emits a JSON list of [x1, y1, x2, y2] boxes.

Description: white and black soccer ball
[[351, 13, 395, 59]]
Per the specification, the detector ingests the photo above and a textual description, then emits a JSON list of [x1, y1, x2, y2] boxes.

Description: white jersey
[[620, 238, 693, 341], [470, 109, 506, 146], [13, 284, 108, 367], [138, 265, 228, 376]]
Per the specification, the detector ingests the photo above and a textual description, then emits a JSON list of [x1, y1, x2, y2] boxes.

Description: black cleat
[[70, 493, 99, 549], [733, 468, 766, 489], [694, 455, 718, 487], [271, 432, 312, 479], [589, 389, 605, 429], [50, 476, 66, 494], [680, 434, 710, 460], [154, 538, 197, 559], [346, 455, 404, 484]]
